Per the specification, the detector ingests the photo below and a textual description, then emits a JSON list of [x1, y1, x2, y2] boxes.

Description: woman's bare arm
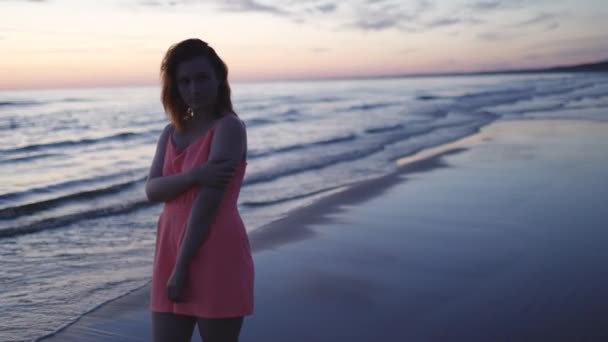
[[174, 115, 246, 271], [145, 124, 197, 203]]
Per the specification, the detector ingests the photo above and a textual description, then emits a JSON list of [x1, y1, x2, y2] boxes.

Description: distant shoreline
[[296, 59, 608, 83]]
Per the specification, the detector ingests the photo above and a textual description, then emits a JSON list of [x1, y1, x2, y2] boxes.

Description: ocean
[[1, 73, 608, 341]]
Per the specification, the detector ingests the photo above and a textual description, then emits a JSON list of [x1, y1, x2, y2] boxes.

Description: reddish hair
[[160, 38, 235, 131]]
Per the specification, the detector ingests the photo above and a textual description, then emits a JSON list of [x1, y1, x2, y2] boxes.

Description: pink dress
[[150, 119, 254, 318]]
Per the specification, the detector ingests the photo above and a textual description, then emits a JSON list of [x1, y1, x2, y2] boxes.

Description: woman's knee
[[197, 316, 244, 342]]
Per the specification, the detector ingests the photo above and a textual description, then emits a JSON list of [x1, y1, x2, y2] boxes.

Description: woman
[[145, 38, 254, 342]]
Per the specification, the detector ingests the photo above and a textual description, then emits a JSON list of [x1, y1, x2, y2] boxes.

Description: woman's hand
[[167, 265, 187, 302], [190, 159, 237, 188]]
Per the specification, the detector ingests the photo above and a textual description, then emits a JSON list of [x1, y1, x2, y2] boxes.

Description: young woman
[[145, 38, 254, 342]]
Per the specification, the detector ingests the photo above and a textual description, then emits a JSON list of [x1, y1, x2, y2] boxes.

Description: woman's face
[[176, 56, 220, 111]]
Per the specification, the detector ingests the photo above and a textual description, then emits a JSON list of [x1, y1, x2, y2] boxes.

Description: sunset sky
[[1, 0, 607, 90]]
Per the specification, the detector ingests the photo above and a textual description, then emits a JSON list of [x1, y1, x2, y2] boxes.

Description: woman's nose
[[189, 82, 201, 96]]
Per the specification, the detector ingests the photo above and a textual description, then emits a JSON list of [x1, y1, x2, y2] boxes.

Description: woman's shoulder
[[216, 112, 245, 133], [157, 123, 174, 144], [163, 123, 175, 133]]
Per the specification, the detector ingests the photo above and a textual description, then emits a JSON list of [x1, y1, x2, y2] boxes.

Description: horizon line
[[2, 58, 607, 92]]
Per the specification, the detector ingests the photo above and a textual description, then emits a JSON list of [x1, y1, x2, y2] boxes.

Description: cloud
[[218, 0, 288, 15], [544, 22, 559, 31], [476, 10, 562, 42], [0, 26, 156, 42], [316, 3, 336, 13], [347, 0, 434, 31], [477, 31, 521, 41], [134, 0, 436, 32], [130, 0, 559, 36], [137, 0, 200, 7], [139, 1, 163, 6], [468, 0, 552, 12], [423, 17, 484, 29], [514, 12, 557, 27], [8, 46, 150, 54], [469, 0, 502, 11], [350, 16, 404, 31], [425, 17, 462, 28]]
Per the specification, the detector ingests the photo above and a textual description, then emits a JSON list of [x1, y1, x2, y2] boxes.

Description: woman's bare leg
[[152, 312, 196, 342], [196, 316, 244, 342]]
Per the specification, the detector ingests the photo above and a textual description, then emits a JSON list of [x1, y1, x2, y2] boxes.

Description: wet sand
[[40, 119, 608, 341]]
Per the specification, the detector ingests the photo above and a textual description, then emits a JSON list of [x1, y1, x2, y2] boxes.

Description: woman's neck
[[187, 106, 217, 131]]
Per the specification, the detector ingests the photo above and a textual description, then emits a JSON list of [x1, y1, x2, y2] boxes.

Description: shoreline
[[40, 118, 608, 341], [38, 121, 478, 342], [37, 119, 484, 342]]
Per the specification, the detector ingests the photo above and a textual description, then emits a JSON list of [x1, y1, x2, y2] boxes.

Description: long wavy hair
[[160, 38, 235, 131]]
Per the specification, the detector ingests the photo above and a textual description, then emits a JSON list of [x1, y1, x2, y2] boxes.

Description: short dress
[[150, 118, 254, 318]]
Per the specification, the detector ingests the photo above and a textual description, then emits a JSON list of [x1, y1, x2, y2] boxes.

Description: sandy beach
[[40, 119, 608, 342]]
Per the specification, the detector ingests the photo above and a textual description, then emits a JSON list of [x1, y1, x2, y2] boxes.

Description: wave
[[32, 281, 152, 342], [244, 113, 498, 187], [292, 96, 342, 104], [241, 104, 270, 111], [453, 79, 596, 112], [0, 131, 142, 155], [244, 127, 440, 185], [0, 170, 146, 205], [241, 184, 346, 207], [502, 103, 567, 116], [564, 83, 608, 102], [365, 124, 404, 134], [61, 98, 93, 103], [534, 82, 594, 97], [244, 118, 274, 127], [454, 87, 536, 110], [0, 152, 63, 165], [278, 109, 301, 117], [243, 108, 306, 126], [0, 100, 42, 107], [345, 102, 400, 111], [271, 95, 297, 102], [416, 95, 444, 101], [265, 96, 342, 106], [248, 134, 358, 159], [0, 177, 145, 220], [315, 97, 341, 103], [316, 134, 358, 145], [0, 200, 153, 238], [488, 82, 608, 116], [0, 122, 19, 131], [0, 98, 93, 108]]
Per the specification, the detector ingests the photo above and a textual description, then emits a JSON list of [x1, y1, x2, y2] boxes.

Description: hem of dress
[[150, 306, 254, 319]]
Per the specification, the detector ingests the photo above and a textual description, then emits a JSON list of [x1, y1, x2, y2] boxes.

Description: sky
[[1, 0, 607, 90]]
